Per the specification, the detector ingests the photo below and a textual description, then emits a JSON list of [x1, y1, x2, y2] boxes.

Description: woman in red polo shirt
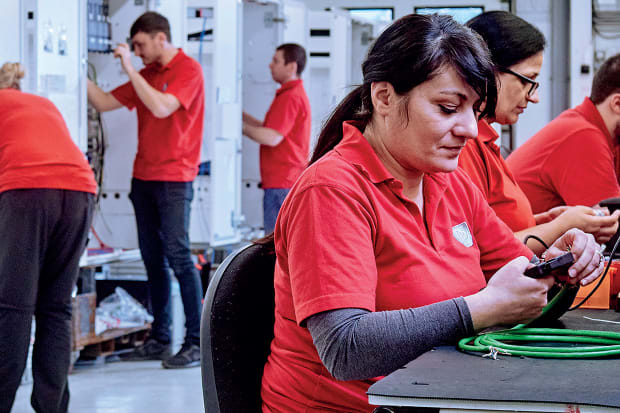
[[459, 11, 619, 255], [0, 63, 96, 413], [260, 14, 603, 413]]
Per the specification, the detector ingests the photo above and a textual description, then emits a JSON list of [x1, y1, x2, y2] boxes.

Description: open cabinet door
[[209, 0, 243, 246]]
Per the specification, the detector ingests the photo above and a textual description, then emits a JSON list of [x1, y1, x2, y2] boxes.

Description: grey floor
[[12, 360, 203, 413]]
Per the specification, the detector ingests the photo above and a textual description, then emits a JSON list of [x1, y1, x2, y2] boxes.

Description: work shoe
[[162, 342, 200, 369], [119, 338, 172, 361]]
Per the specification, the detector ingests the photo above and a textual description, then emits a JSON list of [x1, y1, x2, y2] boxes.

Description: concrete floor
[[12, 360, 203, 413]]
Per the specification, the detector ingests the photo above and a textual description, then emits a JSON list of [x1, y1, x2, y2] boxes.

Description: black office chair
[[201, 242, 277, 413]]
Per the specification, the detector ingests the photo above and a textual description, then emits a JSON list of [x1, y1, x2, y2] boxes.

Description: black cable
[[95, 113, 105, 205], [522, 234, 549, 251]]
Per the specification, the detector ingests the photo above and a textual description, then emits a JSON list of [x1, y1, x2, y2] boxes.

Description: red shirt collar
[[276, 79, 303, 96], [334, 121, 449, 189], [575, 97, 614, 147], [477, 119, 499, 143]]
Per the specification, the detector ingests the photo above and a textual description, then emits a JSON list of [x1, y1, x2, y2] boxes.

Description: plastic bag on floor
[[95, 287, 153, 335]]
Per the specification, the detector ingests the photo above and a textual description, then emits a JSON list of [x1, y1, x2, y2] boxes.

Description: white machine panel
[[208, 0, 243, 246], [0, 2, 22, 65], [19, 0, 87, 152], [281, 0, 308, 46], [241, 0, 280, 231], [308, 10, 352, 150]]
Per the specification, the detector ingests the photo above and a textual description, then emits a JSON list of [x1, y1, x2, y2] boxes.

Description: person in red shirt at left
[[87, 12, 204, 368], [458, 11, 619, 255], [0, 62, 96, 413], [242, 43, 311, 233]]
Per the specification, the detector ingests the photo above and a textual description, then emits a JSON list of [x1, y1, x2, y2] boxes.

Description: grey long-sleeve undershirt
[[305, 297, 474, 381]]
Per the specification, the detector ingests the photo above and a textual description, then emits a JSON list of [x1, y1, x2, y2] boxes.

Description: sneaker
[[162, 343, 200, 369], [119, 339, 172, 361]]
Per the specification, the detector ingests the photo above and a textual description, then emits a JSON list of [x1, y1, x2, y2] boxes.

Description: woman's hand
[[544, 228, 604, 286], [534, 206, 569, 225], [554, 206, 620, 243], [465, 256, 554, 330]]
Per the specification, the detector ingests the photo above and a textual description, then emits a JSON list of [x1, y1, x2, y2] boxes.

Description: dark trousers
[[0, 189, 94, 413], [129, 179, 202, 346]]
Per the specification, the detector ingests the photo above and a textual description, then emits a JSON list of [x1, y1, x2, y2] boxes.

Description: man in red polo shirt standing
[[242, 43, 311, 233], [87, 12, 204, 369], [507, 54, 620, 213]]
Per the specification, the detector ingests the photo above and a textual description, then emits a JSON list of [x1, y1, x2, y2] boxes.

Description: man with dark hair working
[[242, 43, 311, 233], [508, 53, 620, 212], [87, 11, 204, 369]]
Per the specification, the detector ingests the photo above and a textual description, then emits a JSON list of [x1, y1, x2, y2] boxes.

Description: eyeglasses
[[500, 68, 540, 98]]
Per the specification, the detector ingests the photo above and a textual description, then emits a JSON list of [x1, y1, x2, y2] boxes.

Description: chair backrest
[[201, 242, 277, 413]]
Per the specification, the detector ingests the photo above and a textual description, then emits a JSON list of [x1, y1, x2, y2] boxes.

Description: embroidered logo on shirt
[[452, 222, 473, 247]]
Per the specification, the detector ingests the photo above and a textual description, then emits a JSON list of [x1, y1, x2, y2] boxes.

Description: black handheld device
[[524, 252, 574, 279]]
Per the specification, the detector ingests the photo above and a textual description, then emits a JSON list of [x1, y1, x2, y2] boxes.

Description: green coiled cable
[[458, 260, 620, 359]]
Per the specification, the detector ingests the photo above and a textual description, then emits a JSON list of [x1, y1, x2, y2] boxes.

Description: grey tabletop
[[367, 309, 620, 410]]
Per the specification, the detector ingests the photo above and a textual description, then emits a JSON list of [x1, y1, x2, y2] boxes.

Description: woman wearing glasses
[[458, 11, 619, 254]]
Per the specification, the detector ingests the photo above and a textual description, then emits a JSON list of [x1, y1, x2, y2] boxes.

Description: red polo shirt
[[459, 119, 536, 231], [261, 122, 532, 413], [111, 49, 204, 182], [0, 89, 97, 195], [260, 79, 311, 188], [507, 98, 620, 213]]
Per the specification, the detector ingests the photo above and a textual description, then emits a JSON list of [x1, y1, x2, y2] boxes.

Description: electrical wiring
[[458, 233, 620, 359], [522, 234, 549, 251]]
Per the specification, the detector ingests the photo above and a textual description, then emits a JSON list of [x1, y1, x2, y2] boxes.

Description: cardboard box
[[71, 293, 97, 350]]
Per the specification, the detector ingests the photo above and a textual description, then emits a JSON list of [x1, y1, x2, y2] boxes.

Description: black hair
[[130, 11, 171, 42], [591, 54, 620, 104], [466, 11, 545, 69], [309, 13, 497, 165], [276, 43, 307, 75]]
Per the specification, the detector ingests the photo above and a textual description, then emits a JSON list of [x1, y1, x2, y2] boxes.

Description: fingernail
[[569, 269, 576, 277]]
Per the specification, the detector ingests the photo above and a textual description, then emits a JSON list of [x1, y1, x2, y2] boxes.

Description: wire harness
[[458, 235, 620, 359]]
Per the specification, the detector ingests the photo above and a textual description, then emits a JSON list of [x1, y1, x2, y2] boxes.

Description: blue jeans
[[263, 188, 290, 234], [129, 179, 203, 346]]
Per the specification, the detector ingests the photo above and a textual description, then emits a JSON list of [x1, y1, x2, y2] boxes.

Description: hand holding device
[[524, 252, 574, 280]]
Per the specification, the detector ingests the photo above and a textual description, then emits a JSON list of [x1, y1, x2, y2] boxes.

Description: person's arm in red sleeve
[[545, 130, 620, 207], [242, 111, 263, 127], [87, 79, 123, 112], [242, 123, 283, 146], [458, 139, 490, 200], [244, 93, 301, 147]]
